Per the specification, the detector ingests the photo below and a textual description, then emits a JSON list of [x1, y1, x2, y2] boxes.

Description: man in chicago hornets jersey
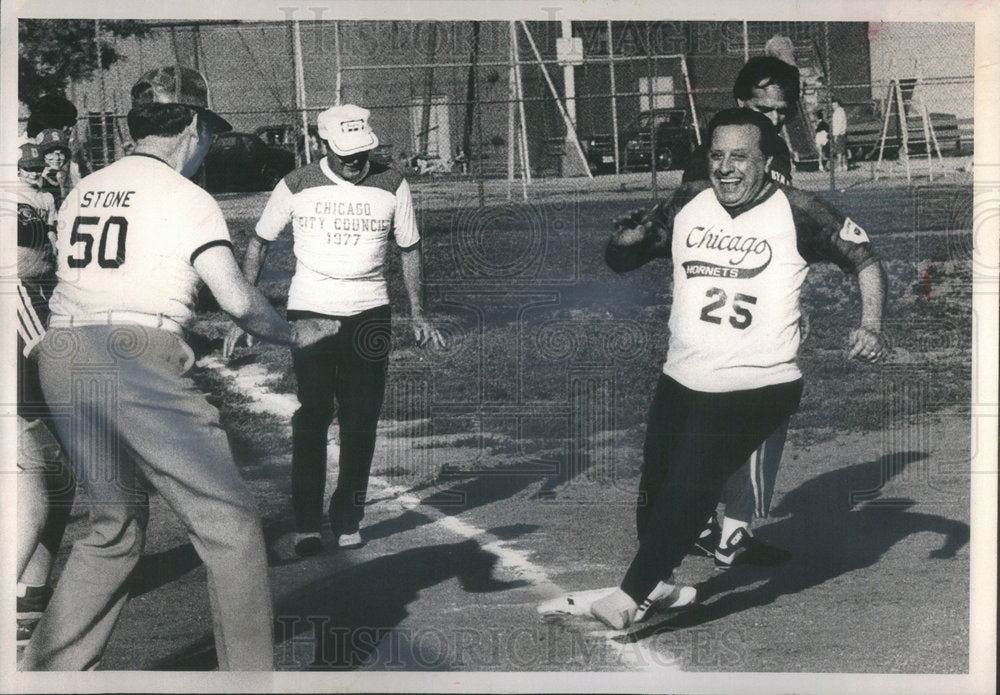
[[683, 54, 803, 567], [224, 104, 444, 557], [590, 108, 887, 629]]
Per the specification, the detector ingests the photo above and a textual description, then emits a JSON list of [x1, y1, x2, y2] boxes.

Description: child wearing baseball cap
[[37, 129, 73, 207]]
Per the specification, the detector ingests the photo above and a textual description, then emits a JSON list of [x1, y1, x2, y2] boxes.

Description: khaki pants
[[21, 325, 274, 671]]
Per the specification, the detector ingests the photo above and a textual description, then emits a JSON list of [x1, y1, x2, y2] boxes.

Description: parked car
[[622, 108, 700, 172], [843, 100, 961, 161], [254, 123, 396, 166], [201, 132, 296, 193], [581, 134, 618, 175], [255, 124, 320, 164], [579, 108, 700, 175]]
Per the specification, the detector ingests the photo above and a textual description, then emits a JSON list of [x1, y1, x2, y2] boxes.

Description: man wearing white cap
[[21, 65, 340, 670], [225, 104, 444, 556]]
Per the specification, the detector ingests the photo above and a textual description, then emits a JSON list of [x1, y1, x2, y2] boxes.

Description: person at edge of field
[[831, 98, 849, 172], [673, 54, 805, 569], [223, 104, 445, 557], [20, 65, 341, 671], [36, 128, 74, 209], [815, 110, 831, 172], [20, 94, 90, 188], [13, 142, 76, 649], [589, 107, 888, 630]]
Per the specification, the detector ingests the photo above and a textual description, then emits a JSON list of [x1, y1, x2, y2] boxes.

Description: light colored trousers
[[21, 325, 274, 670]]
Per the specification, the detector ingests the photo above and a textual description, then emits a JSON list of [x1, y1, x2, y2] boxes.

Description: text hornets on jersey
[[683, 224, 773, 278]]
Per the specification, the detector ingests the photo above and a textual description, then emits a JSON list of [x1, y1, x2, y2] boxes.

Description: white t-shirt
[[832, 106, 848, 137], [633, 180, 878, 392], [48, 154, 232, 327], [255, 157, 419, 316]]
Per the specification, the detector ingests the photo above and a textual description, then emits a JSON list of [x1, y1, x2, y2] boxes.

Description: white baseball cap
[[317, 104, 379, 156]]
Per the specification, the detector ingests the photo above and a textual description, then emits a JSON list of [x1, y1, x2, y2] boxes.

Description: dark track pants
[[289, 305, 391, 536], [625, 374, 802, 603]]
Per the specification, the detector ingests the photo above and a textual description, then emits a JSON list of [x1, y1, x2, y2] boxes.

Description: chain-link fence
[[22, 20, 974, 187]]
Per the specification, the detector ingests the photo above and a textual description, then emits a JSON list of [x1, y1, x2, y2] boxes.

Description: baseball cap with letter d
[[131, 65, 232, 133], [317, 104, 379, 156]]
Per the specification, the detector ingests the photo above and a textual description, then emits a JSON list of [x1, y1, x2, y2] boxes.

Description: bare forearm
[[857, 261, 887, 329], [241, 236, 269, 284], [401, 246, 425, 316]]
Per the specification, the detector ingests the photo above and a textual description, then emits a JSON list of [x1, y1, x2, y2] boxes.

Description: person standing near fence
[[20, 65, 341, 671], [224, 104, 444, 557], [831, 98, 848, 172]]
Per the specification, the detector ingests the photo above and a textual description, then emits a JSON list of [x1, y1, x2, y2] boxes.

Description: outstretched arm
[[196, 245, 338, 351], [847, 260, 889, 362]]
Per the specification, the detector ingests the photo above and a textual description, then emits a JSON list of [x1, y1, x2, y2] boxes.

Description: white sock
[[720, 517, 750, 548]]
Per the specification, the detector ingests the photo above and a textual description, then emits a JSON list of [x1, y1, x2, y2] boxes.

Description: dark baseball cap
[[37, 128, 72, 154], [19, 143, 45, 169], [131, 65, 232, 133]]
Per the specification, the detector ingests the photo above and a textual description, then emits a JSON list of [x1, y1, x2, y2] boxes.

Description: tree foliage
[[19, 19, 151, 107]]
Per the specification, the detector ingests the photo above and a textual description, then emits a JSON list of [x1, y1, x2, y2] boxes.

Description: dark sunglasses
[[21, 166, 45, 173]]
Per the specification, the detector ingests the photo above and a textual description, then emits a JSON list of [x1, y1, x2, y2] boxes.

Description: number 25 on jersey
[[699, 287, 756, 329]]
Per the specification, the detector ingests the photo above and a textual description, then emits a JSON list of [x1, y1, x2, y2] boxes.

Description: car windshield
[[637, 111, 685, 129]]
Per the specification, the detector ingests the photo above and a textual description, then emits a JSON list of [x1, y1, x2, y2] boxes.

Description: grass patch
[[194, 191, 971, 469]]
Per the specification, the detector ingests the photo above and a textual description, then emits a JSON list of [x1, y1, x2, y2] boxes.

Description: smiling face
[[44, 149, 68, 170], [738, 82, 794, 129], [327, 148, 370, 181], [709, 124, 772, 208], [18, 165, 44, 188]]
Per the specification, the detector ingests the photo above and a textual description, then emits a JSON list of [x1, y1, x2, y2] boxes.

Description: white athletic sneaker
[[538, 580, 696, 622], [337, 531, 363, 549], [537, 587, 618, 617]]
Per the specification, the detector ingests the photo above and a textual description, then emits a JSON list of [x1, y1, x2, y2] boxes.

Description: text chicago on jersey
[[294, 201, 391, 233], [682, 225, 773, 279]]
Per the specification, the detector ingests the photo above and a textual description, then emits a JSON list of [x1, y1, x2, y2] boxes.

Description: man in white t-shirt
[[831, 98, 848, 172], [21, 65, 339, 671], [225, 104, 444, 556], [590, 108, 887, 629]]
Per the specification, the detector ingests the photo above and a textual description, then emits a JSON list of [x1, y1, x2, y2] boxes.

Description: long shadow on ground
[[625, 450, 970, 641], [151, 538, 528, 671]]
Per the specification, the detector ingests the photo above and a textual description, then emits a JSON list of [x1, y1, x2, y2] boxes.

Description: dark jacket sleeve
[[605, 180, 710, 272]]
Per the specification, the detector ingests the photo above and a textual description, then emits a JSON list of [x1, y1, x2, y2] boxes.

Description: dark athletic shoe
[[690, 516, 722, 557], [714, 527, 790, 568], [294, 533, 324, 557]]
